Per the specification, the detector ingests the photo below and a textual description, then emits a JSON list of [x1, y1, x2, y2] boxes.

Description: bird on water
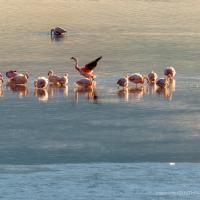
[[51, 27, 66, 36], [71, 56, 102, 80]]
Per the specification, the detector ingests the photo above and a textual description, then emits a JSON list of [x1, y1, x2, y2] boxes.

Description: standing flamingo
[[128, 73, 148, 86], [148, 71, 158, 84], [156, 78, 169, 88], [7, 72, 29, 85], [34, 77, 49, 89], [71, 56, 102, 80], [117, 75, 129, 88], [48, 70, 68, 85], [164, 66, 176, 79], [51, 27, 66, 36]]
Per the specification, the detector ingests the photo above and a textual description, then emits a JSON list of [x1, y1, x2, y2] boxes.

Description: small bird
[[8, 73, 29, 85], [48, 70, 68, 85], [71, 56, 102, 80], [156, 78, 169, 88], [164, 66, 176, 79], [75, 78, 96, 88], [148, 71, 158, 84], [51, 27, 66, 36], [128, 73, 147, 86], [117, 75, 129, 88], [0, 73, 4, 85], [34, 77, 49, 89]]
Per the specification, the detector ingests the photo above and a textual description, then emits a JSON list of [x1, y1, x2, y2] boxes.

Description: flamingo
[[75, 78, 96, 88], [48, 70, 68, 85], [128, 73, 148, 86], [117, 75, 129, 88], [0, 73, 3, 85], [148, 71, 158, 84], [8, 73, 29, 85], [156, 78, 169, 88], [34, 77, 48, 89], [164, 66, 176, 79], [51, 27, 66, 36], [71, 56, 102, 80]]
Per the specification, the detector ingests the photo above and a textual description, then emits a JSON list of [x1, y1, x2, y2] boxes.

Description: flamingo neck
[[73, 58, 80, 71], [51, 29, 54, 35]]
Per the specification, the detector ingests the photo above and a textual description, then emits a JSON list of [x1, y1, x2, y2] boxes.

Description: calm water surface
[[0, 0, 200, 199]]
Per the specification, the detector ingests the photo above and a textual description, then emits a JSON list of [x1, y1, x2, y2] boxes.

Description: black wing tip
[[96, 56, 102, 62]]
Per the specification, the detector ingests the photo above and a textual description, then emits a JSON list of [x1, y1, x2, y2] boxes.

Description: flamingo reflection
[[74, 86, 98, 103], [117, 88, 129, 102], [156, 79, 176, 100], [128, 86, 148, 101], [0, 86, 4, 97], [34, 88, 48, 102], [48, 84, 68, 97], [7, 83, 28, 97]]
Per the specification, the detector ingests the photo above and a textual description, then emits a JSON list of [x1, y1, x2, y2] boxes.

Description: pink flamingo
[[148, 71, 158, 84], [156, 78, 169, 88], [48, 70, 68, 85], [128, 73, 148, 86], [164, 66, 176, 79], [71, 56, 102, 80], [0, 73, 3, 85], [51, 27, 66, 36], [75, 78, 96, 88], [7, 72, 29, 85], [34, 77, 48, 89], [117, 75, 129, 88]]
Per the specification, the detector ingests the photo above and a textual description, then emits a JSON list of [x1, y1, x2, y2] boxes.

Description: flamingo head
[[24, 73, 29, 79], [71, 57, 77, 61], [6, 70, 17, 78], [64, 73, 68, 77], [48, 70, 54, 76]]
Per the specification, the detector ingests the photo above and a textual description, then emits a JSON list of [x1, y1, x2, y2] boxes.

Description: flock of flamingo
[[0, 27, 176, 102]]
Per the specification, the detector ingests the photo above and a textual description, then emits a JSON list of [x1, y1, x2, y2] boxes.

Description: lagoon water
[[1, 0, 200, 199]]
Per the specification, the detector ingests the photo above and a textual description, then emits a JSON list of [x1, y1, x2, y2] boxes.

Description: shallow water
[[0, 0, 200, 199]]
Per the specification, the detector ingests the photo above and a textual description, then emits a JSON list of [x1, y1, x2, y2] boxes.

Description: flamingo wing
[[84, 56, 102, 71], [55, 27, 66, 34]]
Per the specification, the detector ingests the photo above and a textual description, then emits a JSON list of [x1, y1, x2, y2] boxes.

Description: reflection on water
[[48, 84, 68, 97], [6, 83, 29, 97], [117, 80, 176, 102], [156, 79, 176, 101], [1, 79, 176, 102], [129, 86, 148, 101], [0, 86, 3, 97], [74, 86, 98, 104], [50, 34, 66, 42], [34, 88, 48, 102]]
